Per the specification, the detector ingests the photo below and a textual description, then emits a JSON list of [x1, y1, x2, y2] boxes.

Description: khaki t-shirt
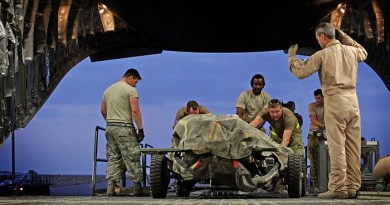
[[257, 107, 298, 137], [236, 90, 271, 123], [308, 102, 324, 131], [103, 81, 138, 123]]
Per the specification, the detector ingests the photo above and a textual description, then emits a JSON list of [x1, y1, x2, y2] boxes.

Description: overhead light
[[98, 3, 115, 32]]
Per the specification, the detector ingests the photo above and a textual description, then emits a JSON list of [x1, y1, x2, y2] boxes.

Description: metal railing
[[92, 126, 106, 196]]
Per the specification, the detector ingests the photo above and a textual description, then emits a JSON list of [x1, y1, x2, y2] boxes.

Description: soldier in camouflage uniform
[[250, 99, 304, 191], [101, 68, 146, 196]]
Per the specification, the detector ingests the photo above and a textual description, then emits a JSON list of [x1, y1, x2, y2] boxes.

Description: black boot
[[375, 177, 385, 191]]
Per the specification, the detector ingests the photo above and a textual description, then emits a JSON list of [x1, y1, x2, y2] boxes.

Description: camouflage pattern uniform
[[105, 126, 142, 186]]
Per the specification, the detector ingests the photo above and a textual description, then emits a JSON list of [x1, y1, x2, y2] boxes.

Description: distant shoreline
[[49, 175, 106, 187], [1, 172, 106, 187]]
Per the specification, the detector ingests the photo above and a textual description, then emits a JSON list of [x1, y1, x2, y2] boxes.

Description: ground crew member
[[287, 22, 367, 199], [173, 100, 210, 128], [101, 68, 147, 197], [373, 156, 390, 191], [250, 98, 304, 192], [307, 89, 325, 192], [250, 99, 304, 155], [236, 74, 271, 133], [285, 101, 303, 127]]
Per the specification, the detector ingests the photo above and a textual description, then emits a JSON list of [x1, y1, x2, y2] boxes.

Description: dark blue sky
[[0, 51, 389, 174]]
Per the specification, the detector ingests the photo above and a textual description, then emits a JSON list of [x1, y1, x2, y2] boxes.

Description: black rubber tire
[[176, 180, 195, 197], [150, 154, 170, 198], [287, 153, 303, 198]]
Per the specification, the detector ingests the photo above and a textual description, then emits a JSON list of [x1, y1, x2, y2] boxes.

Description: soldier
[[307, 89, 325, 192], [101, 68, 147, 197], [373, 156, 390, 192], [287, 22, 367, 199], [285, 101, 303, 127], [250, 99, 304, 155], [250, 99, 304, 191], [173, 100, 210, 128], [236, 74, 271, 133]]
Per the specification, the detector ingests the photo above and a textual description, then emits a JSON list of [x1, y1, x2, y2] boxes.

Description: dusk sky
[[0, 50, 389, 175]]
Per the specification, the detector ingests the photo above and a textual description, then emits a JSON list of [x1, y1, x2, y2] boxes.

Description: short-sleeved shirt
[[258, 107, 304, 154], [174, 105, 209, 124], [103, 81, 138, 123], [257, 107, 298, 137], [308, 102, 324, 131], [236, 90, 271, 123]]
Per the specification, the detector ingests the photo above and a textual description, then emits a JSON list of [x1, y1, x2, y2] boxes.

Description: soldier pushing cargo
[[250, 98, 304, 192], [236, 74, 271, 133], [173, 100, 210, 128], [250, 99, 304, 155]]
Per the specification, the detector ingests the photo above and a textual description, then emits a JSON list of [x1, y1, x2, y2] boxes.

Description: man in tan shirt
[[101, 68, 146, 196], [236, 74, 271, 133], [307, 89, 325, 192], [287, 22, 367, 199]]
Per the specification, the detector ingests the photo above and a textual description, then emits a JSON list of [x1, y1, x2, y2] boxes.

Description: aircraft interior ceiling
[[0, 0, 388, 144]]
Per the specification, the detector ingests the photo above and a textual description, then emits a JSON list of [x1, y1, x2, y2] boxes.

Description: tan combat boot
[[348, 190, 357, 199], [318, 190, 348, 199]]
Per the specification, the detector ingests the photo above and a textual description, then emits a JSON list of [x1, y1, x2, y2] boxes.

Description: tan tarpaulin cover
[[172, 114, 293, 169]]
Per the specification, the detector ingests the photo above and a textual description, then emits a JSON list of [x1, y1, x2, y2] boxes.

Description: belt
[[324, 89, 355, 96], [107, 122, 134, 128]]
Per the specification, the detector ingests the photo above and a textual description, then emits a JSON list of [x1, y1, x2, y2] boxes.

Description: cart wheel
[[176, 180, 195, 197], [287, 153, 303, 198], [150, 154, 170, 198]]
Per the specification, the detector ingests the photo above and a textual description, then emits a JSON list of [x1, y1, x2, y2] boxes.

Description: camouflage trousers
[[270, 128, 304, 155], [307, 132, 322, 186], [105, 126, 142, 186]]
